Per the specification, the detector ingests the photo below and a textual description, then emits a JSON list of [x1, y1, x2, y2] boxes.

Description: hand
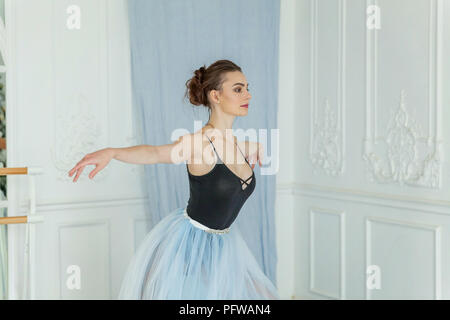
[[68, 148, 114, 182], [248, 142, 264, 170]]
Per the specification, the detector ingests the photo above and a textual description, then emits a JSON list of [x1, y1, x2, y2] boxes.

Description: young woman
[[68, 60, 279, 299]]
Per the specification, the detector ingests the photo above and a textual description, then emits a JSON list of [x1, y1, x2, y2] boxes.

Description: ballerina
[[68, 59, 279, 299]]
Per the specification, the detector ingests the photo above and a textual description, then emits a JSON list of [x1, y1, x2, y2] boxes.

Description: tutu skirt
[[118, 206, 280, 300]]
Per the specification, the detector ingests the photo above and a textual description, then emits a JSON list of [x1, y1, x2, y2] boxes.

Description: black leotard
[[185, 134, 256, 230]]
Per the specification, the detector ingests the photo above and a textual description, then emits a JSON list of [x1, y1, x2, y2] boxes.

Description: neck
[[205, 122, 234, 141], [206, 108, 236, 141]]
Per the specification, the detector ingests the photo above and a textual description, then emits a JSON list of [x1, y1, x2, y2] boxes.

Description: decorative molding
[[365, 217, 441, 299], [50, 0, 110, 183], [311, 99, 342, 176], [363, 90, 441, 187], [17, 196, 149, 213], [363, 0, 443, 189], [57, 218, 112, 299], [277, 183, 450, 217], [309, 0, 346, 177], [51, 93, 108, 182], [309, 207, 346, 299]]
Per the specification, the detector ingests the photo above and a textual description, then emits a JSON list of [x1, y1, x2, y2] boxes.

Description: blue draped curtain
[[127, 0, 280, 285]]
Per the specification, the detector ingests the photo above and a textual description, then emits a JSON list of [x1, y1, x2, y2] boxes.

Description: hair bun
[[184, 60, 241, 108], [195, 66, 207, 83]]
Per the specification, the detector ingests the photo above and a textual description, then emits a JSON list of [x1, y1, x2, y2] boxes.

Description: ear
[[209, 89, 220, 104]]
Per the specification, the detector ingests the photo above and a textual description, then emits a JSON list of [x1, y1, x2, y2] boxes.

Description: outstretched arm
[[110, 145, 158, 165], [154, 133, 193, 164], [112, 133, 193, 165], [68, 133, 193, 182]]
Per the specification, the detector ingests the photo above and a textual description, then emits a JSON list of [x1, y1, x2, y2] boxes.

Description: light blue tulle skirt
[[118, 206, 280, 300]]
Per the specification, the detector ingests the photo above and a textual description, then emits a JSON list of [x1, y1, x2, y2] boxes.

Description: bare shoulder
[[157, 130, 216, 164]]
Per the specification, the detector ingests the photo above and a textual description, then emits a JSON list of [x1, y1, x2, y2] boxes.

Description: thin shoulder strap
[[235, 141, 249, 164], [204, 134, 222, 162], [205, 133, 251, 169], [204, 133, 216, 151]]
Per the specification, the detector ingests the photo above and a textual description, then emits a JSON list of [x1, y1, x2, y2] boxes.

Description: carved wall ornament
[[363, 90, 441, 188], [51, 94, 109, 182], [311, 99, 343, 177]]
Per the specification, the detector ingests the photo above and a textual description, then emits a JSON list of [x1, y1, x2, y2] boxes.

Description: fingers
[[68, 163, 84, 179], [68, 158, 87, 177], [258, 143, 264, 161], [68, 166, 77, 177], [68, 152, 107, 182], [72, 165, 86, 183], [68, 167, 77, 177], [89, 165, 102, 180], [69, 159, 90, 182], [251, 156, 257, 170]]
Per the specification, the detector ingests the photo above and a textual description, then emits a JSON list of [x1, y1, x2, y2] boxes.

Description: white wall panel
[[287, 0, 450, 299], [309, 207, 345, 299], [8, 0, 148, 299], [58, 220, 110, 299]]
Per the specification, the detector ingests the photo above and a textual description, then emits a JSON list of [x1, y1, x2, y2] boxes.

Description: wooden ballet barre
[[0, 167, 40, 176], [0, 215, 44, 225], [0, 166, 44, 299], [0, 216, 27, 224], [0, 166, 44, 225]]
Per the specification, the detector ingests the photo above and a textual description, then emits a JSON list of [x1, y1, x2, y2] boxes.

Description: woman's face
[[211, 71, 252, 116]]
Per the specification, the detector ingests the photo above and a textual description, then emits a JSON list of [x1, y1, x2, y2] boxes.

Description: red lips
[[241, 104, 249, 108]]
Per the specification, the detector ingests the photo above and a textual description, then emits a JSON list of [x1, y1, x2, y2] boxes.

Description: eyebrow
[[232, 82, 249, 87]]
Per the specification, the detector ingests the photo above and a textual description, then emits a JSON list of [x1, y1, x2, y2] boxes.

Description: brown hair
[[184, 60, 242, 113]]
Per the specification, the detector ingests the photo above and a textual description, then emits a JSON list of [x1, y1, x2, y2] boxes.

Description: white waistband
[[183, 208, 230, 234]]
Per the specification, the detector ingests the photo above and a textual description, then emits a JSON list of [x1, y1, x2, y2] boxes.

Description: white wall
[[279, 0, 450, 299], [10, 0, 449, 301], [276, 0, 297, 300], [7, 0, 150, 299], [7, 0, 296, 300]]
